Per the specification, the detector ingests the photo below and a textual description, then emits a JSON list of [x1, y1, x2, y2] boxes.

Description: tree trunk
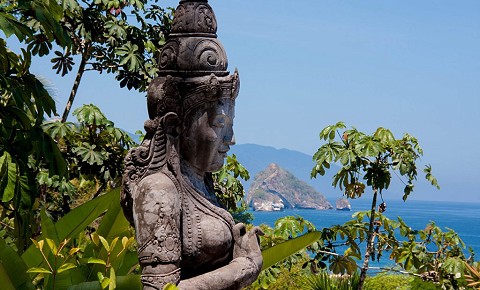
[[61, 52, 88, 123], [357, 188, 378, 290]]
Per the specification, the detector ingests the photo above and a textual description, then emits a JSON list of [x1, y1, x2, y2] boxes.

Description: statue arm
[[135, 174, 182, 288], [178, 224, 263, 290]]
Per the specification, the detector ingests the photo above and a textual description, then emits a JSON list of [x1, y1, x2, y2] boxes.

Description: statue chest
[[180, 188, 234, 277]]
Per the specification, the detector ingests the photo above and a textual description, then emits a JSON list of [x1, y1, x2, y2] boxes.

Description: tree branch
[[61, 48, 89, 122]]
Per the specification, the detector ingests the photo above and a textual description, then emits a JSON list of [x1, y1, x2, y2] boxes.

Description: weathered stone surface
[[158, 0, 229, 77], [246, 163, 333, 211], [121, 1, 262, 289]]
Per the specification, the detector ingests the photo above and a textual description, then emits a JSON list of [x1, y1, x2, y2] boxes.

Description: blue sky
[[10, 1, 479, 202]]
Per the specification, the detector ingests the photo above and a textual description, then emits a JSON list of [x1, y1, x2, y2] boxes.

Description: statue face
[[182, 98, 235, 173]]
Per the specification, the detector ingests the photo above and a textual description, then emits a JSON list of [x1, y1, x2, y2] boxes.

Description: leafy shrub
[[303, 271, 360, 290], [408, 277, 442, 290], [364, 274, 410, 290]]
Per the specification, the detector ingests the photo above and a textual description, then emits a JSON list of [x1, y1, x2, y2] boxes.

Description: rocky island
[[336, 198, 352, 211], [246, 163, 333, 211]]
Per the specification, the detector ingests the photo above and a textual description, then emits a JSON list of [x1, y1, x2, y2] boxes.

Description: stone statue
[[120, 1, 263, 289]]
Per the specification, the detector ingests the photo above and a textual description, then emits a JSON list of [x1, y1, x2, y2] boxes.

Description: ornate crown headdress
[[146, 0, 240, 125]]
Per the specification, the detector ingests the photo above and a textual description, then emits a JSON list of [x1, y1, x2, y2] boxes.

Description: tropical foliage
[[40, 104, 134, 217], [1, 11, 68, 251], [2, 0, 173, 121], [311, 121, 440, 289], [0, 0, 168, 252], [0, 188, 140, 290], [245, 216, 319, 289], [213, 154, 254, 223], [2, 1, 478, 289]]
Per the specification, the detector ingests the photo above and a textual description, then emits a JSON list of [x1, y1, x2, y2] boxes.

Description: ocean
[[249, 199, 480, 268]]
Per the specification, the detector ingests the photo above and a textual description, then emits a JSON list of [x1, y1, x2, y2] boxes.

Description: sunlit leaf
[[261, 231, 321, 271], [88, 258, 106, 266], [57, 262, 77, 273], [0, 152, 17, 202], [26, 267, 52, 274]]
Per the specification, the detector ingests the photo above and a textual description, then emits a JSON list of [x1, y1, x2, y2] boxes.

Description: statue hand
[[232, 223, 264, 271]]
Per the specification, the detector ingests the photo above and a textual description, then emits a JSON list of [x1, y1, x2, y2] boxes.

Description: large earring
[[163, 112, 180, 138]]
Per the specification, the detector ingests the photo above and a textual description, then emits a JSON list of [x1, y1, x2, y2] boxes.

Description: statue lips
[[218, 147, 229, 157]]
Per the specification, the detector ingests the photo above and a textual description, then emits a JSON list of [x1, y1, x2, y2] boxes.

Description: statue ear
[[163, 112, 180, 138]]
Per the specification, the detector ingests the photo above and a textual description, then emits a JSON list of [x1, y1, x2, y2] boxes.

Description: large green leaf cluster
[[248, 216, 320, 289], [41, 0, 173, 92], [310, 122, 447, 289], [0, 37, 68, 251], [0, 188, 141, 290], [303, 210, 471, 288], [1, 0, 171, 90], [213, 154, 250, 210], [40, 104, 135, 217], [312, 122, 439, 201]]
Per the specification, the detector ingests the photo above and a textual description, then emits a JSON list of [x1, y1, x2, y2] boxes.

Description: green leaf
[[99, 274, 110, 289], [105, 20, 127, 39], [68, 275, 141, 290], [319, 122, 345, 141], [55, 189, 118, 241], [0, 12, 33, 41], [62, 0, 81, 12], [46, 238, 58, 255], [261, 231, 321, 271], [73, 104, 109, 126], [99, 236, 110, 252], [73, 143, 108, 166], [26, 267, 53, 274], [84, 192, 135, 277], [109, 268, 116, 290], [274, 216, 305, 239], [374, 127, 395, 144], [57, 263, 77, 273], [115, 251, 139, 276], [163, 283, 179, 290], [329, 256, 357, 275], [42, 120, 75, 139], [115, 42, 143, 72], [0, 239, 35, 290], [0, 152, 17, 202], [2, 106, 32, 130], [423, 164, 440, 189], [442, 257, 465, 278], [67, 281, 102, 290], [41, 209, 59, 244], [96, 198, 130, 240], [110, 237, 120, 253], [87, 258, 106, 265]]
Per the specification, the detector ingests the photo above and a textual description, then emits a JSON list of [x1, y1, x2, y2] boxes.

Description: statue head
[[145, 72, 239, 173], [122, 0, 239, 223]]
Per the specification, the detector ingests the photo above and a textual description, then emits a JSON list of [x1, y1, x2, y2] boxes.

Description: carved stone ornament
[[121, 1, 263, 289]]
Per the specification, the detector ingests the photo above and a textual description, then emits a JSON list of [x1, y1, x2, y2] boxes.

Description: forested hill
[[229, 143, 340, 199]]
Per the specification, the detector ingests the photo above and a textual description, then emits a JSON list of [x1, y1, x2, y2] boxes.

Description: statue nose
[[224, 132, 235, 145]]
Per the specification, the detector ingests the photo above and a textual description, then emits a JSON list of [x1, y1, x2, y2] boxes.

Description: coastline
[[250, 199, 480, 267]]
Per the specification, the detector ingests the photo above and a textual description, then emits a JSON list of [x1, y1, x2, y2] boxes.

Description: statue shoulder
[[136, 171, 180, 199]]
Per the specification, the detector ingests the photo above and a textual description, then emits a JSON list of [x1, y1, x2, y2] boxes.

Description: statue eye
[[213, 121, 225, 128], [212, 116, 225, 128]]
